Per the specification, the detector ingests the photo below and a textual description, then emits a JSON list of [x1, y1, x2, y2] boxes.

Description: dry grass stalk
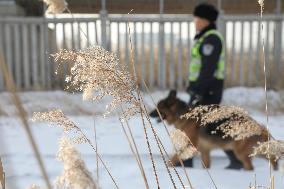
[[118, 105, 150, 189], [257, 0, 274, 186], [136, 99, 161, 189], [43, 0, 67, 14], [258, 0, 264, 14], [0, 52, 52, 189], [125, 21, 184, 188], [125, 21, 164, 189], [93, 118, 100, 188], [55, 137, 97, 189], [154, 133, 189, 189], [139, 96, 181, 189], [52, 34, 179, 188], [127, 58, 178, 187], [142, 100, 217, 189], [247, 186, 268, 189], [52, 45, 158, 188], [142, 85, 195, 189], [32, 109, 119, 189], [52, 46, 140, 120], [182, 105, 263, 140], [170, 129, 199, 160], [119, 117, 150, 189], [247, 177, 274, 189], [250, 140, 284, 160], [0, 157, 4, 189], [51, 27, 186, 189], [32, 109, 77, 132]]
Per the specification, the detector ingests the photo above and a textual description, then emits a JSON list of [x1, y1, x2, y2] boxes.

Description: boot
[[224, 150, 243, 169], [175, 158, 193, 167]]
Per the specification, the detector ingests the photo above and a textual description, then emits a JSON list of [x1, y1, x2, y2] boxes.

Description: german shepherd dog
[[149, 90, 278, 170]]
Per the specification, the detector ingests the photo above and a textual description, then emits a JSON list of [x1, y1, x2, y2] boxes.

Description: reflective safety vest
[[189, 29, 225, 82]]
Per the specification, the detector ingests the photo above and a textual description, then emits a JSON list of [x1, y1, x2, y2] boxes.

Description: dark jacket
[[188, 23, 224, 99]]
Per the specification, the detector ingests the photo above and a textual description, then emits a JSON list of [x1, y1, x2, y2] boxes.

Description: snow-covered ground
[[0, 87, 284, 189]]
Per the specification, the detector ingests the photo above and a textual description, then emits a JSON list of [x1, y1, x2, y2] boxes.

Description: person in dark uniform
[[183, 3, 243, 169]]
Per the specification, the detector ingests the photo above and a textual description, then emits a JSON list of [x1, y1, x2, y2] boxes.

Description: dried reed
[[250, 140, 284, 160], [155, 134, 188, 189], [32, 109, 119, 189], [0, 157, 4, 189], [258, 0, 264, 14], [48, 13, 216, 189], [119, 115, 150, 189], [93, 117, 100, 188], [0, 52, 51, 189], [136, 98, 161, 189], [126, 20, 184, 189], [143, 98, 216, 188], [139, 93, 180, 189], [124, 17, 164, 189], [43, 0, 67, 14], [182, 105, 263, 140], [55, 137, 97, 189], [53, 44, 167, 188], [52, 47, 140, 120], [258, 0, 274, 186], [32, 109, 77, 132], [141, 80, 194, 189], [170, 129, 199, 160], [51, 43, 160, 188]]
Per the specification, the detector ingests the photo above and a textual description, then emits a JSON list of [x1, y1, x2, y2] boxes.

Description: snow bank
[[0, 87, 283, 117], [0, 87, 284, 189]]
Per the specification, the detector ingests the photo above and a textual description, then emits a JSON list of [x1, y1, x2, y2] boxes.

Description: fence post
[[44, 16, 52, 89], [100, 0, 108, 49], [158, 0, 165, 89], [217, 1, 227, 85], [0, 22, 4, 91], [274, 0, 282, 88], [217, 0, 225, 36]]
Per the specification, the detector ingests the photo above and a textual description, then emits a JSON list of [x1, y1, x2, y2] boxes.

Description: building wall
[[67, 0, 283, 14], [12, 0, 284, 16], [0, 0, 25, 16]]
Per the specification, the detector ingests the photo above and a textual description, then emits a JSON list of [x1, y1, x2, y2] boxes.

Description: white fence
[[0, 14, 283, 91]]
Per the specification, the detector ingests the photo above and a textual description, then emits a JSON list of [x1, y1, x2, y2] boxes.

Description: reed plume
[[55, 137, 97, 189], [170, 129, 199, 160], [43, 0, 68, 14], [32, 109, 77, 132], [52, 46, 139, 120], [250, 140, 284, 160], [182, 105, 263, 140], [32, 109, 119, 189]]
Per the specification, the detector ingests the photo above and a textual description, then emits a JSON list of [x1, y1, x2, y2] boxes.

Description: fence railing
[[0, 14, 283, 91]]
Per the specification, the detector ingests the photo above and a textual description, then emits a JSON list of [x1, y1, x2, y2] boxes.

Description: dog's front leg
[[200, 149, 210, 168]]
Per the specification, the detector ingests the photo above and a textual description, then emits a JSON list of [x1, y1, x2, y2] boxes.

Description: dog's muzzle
[[149, 109, 166, 123]]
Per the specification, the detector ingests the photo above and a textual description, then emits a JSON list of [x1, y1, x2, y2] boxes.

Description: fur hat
[[193, 3, 219, 22]]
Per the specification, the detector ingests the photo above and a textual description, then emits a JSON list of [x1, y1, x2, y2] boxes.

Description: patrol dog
[[149, 90, 278, 170]]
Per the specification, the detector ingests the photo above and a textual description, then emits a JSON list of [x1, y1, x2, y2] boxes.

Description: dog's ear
[[168, 90, 177, 99]]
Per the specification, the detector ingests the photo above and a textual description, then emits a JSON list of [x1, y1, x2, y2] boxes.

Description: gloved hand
[[186, 85, 193, 95], [189, 92, 202, 106]]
